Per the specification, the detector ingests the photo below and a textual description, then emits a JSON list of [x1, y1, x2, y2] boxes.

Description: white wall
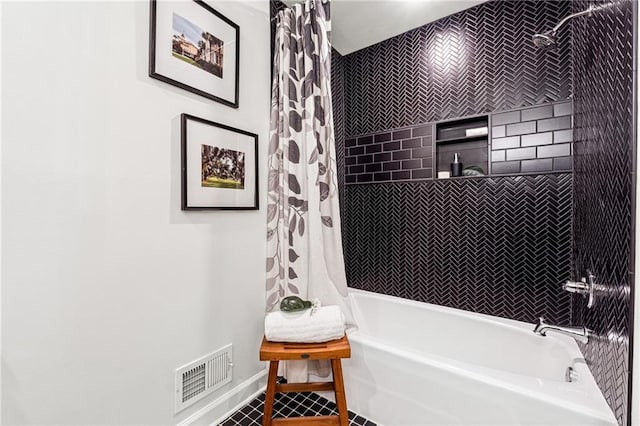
[[1, 1, 270, 424]]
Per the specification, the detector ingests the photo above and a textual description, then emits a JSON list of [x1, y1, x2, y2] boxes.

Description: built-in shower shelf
[[435, 134, 488, 144], [435, 115, 489, 178]]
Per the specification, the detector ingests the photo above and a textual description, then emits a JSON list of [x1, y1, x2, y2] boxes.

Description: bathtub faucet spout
[[533, 317, 590, 344]]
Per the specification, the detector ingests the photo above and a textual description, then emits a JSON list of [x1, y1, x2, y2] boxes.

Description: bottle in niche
[[450, 153, 463, 177]]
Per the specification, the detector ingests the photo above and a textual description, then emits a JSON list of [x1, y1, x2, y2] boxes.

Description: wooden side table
[[259, 335, 351, 426]]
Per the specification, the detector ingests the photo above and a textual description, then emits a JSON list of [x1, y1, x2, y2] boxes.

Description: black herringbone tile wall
[[270, 0, 288, 82], [332, 49, 346, 225], [572, 1, 635, 425], [343, 1, 572, 136], [335, 0, 575, 326], [343, 174, 573, 324]]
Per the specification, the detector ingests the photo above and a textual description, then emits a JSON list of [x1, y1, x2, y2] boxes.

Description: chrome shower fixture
[[533, 3, 613, 49], [532, 31, 556, 49]]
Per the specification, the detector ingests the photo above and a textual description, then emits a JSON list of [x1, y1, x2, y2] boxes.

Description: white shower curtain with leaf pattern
[[266, 0, 354, 382]]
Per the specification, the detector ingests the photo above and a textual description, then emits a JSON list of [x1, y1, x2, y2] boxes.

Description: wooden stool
[[259, 335, 351, 426]]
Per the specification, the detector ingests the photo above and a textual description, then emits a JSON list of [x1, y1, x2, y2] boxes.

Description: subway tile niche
[[345, 125, 434, 183], [344, 101, 573, 185], [491, 101, 573, 174]]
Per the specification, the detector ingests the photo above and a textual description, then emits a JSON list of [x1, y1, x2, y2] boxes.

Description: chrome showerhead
[[532, 31, 556, 49], [533, 3, 613, 49]]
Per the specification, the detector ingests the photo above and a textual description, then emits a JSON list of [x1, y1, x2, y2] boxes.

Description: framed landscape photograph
[[181, 114, 258, 210], [149, 0, 239, 108]]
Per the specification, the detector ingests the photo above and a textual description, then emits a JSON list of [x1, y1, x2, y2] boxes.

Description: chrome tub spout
[[533, 317, 590, 344]]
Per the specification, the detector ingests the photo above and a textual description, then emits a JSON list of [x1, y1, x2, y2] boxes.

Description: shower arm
[[552, 3, 612, 33]]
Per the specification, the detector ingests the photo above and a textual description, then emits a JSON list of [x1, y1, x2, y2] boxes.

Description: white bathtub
[[342, 289, 617, 426]]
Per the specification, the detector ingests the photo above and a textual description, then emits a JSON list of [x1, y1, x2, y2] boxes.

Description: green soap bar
[[280, 296, 313, 312]]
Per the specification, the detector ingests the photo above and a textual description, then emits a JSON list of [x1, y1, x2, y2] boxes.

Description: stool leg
[[262, 360, 279, 426], [331, 359, 349, 426]]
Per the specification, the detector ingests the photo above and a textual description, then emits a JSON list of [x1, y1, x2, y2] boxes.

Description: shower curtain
[[266, 0, 353, 382]]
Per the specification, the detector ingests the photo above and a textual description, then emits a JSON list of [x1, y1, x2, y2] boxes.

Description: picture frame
[[149, 0, 240, 108], [181, 114, 258, 210]]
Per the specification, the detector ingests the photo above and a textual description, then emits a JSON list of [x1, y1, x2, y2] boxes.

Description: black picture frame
[[149, 0, 240, 108], [181, 114, 258, 210]]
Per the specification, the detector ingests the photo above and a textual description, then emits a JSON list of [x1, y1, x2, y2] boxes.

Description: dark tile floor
[[219, 389, 376, 426]]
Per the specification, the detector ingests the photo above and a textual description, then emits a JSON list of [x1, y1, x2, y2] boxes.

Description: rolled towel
[[264, 305, 346, 343]]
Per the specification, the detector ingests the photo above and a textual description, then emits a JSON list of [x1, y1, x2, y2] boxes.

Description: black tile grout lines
[[219, 389, 375, 426]]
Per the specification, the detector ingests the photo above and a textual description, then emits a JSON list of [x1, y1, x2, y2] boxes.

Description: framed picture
[[149, 0, 240, 108], [181, 114, 258, 210]]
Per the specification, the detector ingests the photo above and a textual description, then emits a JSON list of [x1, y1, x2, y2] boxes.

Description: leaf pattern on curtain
[[266, 0, 348, 313]]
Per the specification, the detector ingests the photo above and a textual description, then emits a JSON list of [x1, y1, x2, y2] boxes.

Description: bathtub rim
[[349, 288, 575, 340], [346, 288, 618, 425]]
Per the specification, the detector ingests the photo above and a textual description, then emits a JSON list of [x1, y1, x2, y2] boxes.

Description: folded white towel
[[264, 305, 346, 343]]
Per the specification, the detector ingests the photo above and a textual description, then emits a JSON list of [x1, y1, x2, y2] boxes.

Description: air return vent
[[174, 344, 233, 413]]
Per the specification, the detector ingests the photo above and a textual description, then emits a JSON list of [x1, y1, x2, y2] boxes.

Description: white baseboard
[[209, 380, 267, 426], [177, 369, 267, 426]]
